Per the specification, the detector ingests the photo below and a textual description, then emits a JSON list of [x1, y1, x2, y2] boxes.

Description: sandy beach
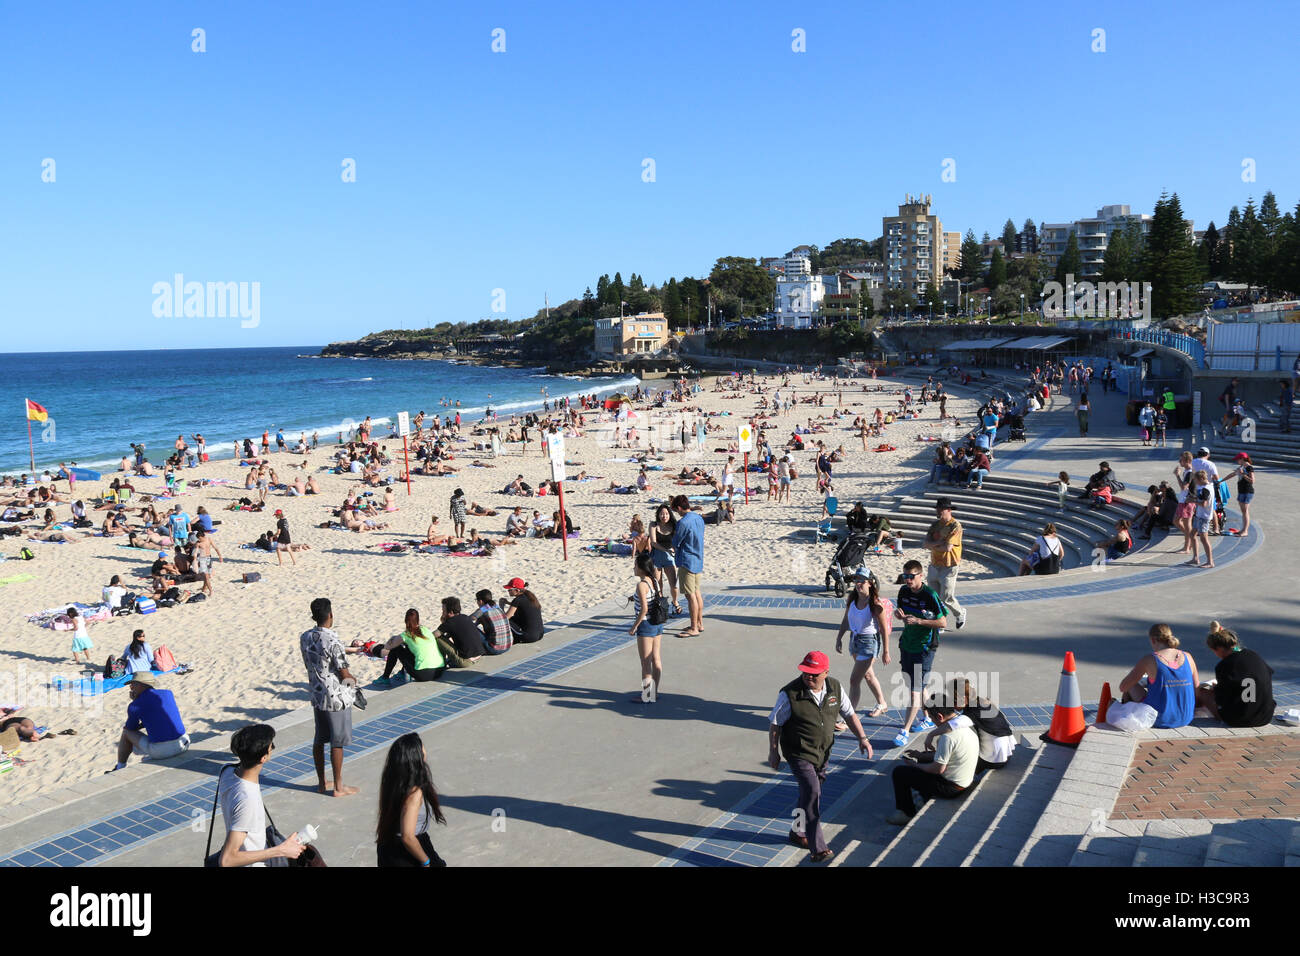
[[0, 371, 989, 804]]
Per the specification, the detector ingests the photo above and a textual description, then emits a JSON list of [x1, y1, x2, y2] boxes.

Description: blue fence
[[1113, 328, 1206, 369]]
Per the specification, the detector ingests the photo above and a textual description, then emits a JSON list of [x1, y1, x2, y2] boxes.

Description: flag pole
[[27, 414, 35, 472]]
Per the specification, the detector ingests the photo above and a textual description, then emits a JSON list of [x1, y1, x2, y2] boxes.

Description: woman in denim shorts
[[1223, 452, 1255, 537], [833, 568, 891, 722]]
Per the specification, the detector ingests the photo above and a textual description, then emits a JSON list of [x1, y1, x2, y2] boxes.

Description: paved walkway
[[1, 372, 1294, 867]]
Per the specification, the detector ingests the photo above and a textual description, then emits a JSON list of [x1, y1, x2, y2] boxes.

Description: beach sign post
[[25, 399, 48, 472], [397, 411, 412, 496], [737, 423, 753, 503], [549, 431, 568, 560]]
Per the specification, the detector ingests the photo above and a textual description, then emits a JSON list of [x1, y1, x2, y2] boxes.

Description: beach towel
[[0, 574, 34, 587], [49, 666, 181, 697]]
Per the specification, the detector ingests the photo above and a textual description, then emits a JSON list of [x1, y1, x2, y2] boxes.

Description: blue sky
[[3, 1, 1297, 350]]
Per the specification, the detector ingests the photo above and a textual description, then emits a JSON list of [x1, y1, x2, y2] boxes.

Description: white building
[[775, 272, 826, 329]]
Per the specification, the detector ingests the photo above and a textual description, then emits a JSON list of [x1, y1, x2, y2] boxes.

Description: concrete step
[[1286, 823, 1300, 867], [1204, 819, 1291, 867], [965, 739, 1074, 866], [1131, 819, 1214, 866], [1068, 823, 1144, 867], [901, 495, 1123, 542], [914, 737, 1040, 866]]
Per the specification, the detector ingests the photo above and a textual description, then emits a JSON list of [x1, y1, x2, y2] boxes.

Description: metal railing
[[1113, 328, 1206, 369]]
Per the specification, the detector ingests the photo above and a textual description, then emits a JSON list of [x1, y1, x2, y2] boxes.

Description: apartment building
[[1038, 204, 1174, 277], [883, 194, 945, 294]]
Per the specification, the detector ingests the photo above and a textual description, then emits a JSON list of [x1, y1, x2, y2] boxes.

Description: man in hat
[[767, 651, 873, 863], [923, 497, 966, 630], [110, 671, 190, 772]]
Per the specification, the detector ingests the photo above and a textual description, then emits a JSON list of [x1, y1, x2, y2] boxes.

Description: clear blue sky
[[3, 1, 1297, 350]]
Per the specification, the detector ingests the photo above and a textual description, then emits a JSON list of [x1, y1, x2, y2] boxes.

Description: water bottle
[[299, 824, 318, 844]]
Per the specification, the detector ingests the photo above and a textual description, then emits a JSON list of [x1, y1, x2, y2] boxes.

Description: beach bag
[[204, 766, 327, 868], [646, 581, 670, 626], [187, 592, 207, 604], [242, 572, 261, 583], [1216, 480, 1231, 503], [103, 656, 128, 680], [152, 645, 177, 671], [18, 548, 34, 560]]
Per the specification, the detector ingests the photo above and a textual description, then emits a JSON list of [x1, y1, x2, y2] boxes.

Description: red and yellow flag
[[25, 399, 48, 422]]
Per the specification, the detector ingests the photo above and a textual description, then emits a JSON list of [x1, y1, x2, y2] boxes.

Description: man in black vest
[[768, 651, 873, 863]]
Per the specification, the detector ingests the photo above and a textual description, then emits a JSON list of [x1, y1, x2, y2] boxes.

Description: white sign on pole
[[397, 411, 410, 437], [548, 431, 566, 482], [737, 424, 754, 453]]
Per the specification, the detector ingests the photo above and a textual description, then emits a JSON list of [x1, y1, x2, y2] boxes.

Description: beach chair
[[815, 495, 838, 542]]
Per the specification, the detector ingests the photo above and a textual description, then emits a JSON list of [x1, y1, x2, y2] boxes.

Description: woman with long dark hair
[[376, 609, 446, 686], [376, 732, 447, 867], [501, 578, 544, 643], [628, 551, 665, 701], [649, 505, 682, 616]]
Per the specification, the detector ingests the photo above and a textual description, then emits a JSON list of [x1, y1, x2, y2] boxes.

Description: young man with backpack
[[213, 724, 305, 867], [893, 559, 947, 748]]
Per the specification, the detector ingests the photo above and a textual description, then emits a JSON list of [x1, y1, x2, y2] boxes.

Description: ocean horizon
[[0, 346, 638, 477]]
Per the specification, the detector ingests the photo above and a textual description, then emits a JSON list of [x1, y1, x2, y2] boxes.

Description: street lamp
[[1020, 293, 1025, 321]]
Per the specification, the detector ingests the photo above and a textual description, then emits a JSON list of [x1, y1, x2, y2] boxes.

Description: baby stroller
[[825, 531, 872, 598], [1006, 413, 1026, 442]]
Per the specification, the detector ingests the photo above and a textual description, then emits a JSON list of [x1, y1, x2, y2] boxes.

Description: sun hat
[[797, 651, 830, 674], [503, 577, 527, 590], [130, 672, 157, 688]]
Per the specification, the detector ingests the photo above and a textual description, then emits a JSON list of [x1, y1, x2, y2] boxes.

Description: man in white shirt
[[102, 574, 128, 610], [887, 699, 979, 825], [215, 724, 305, 867]]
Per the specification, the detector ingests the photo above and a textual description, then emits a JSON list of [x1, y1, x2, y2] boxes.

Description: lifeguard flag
[[25, 399, 48, 422]]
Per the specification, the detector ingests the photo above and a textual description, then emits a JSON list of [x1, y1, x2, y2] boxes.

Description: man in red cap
[[767, 651, 872, 863]]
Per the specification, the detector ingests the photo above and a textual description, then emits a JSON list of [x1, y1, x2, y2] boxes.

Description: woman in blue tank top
[[1119, 623, 1200, 728]]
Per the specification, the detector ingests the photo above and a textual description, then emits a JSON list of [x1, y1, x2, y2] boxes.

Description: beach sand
[[0, 372, 989, 804]]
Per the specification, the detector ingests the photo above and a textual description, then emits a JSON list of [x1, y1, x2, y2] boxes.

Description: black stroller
[[825, 531, 872, 598], [1006, 412, 1026, 441]]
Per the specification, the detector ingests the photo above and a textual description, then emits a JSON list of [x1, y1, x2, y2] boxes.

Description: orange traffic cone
[[1041, 651, 1087, 747], [1096, 681, 1113, 725]]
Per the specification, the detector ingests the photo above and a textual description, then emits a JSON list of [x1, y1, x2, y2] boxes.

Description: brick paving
[[1113, 736, 1300, 820]]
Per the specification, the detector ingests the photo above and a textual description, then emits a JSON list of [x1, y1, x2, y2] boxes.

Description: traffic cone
[[1041, 651, 1087, 747], [1096, 681, 1113, 725]]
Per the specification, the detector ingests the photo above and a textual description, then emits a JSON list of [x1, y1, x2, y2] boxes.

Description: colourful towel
[[50, 667, 180, 697]]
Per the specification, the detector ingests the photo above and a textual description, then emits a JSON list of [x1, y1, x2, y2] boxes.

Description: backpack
[[163, 586, 181, 602], [152, 645, 178, 671], [103, 656, 127, 680], [18, 547, 34, 560], [187, 592, 207, 604]]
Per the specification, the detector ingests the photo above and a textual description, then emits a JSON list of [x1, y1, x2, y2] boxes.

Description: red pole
[[403, 436, 411, 496], [743, 451, 749, 503], [557, 480, 568, 561], [27, 417, 35, 473]]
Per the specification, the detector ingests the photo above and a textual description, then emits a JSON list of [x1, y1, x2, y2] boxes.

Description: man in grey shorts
[[300, 597, 360, 797]]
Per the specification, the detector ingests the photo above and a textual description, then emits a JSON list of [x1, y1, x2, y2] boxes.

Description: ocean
[[0, 347, 639, 477]]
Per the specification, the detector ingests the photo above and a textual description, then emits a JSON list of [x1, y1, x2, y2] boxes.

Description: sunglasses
[[903, 573, 920, 580]]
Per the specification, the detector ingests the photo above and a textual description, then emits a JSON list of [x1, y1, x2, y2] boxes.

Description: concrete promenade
[[1, 375, 1294, 867]]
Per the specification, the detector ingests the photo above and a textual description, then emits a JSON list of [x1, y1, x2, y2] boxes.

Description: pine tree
[[1001, 219, 1018, 253], [1260, 192, 1282, 288], [1141, 192, 1199, 317], [1103, 229, 1131, 283], [1054, 233, 1082, 285], [596, 274, 611, 306], [662, 280, 683, 327], [1223, 207, 1242, 280], [1235, 201, 1266, 287], [960, 230, 983, 284], [988, 248, 1007, 291]]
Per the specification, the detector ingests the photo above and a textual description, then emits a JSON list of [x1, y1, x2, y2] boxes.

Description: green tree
[[1223, 206, 1242, 280], [580, 286, 597, 318], [595, 274, 611, 306], [1001, 219, 1018, 253], [1197, 223, 1220, 280], [883, 287, 917, 315], [988, 248, 1007, 291], [858, 287, 875, 320], [707, 256, 776, 307], [1140, 191, 1200, 317], [959, 230, 983, 284], [662, 279, 683, 327], [610, 272, 626, 310], [1054, 233, 1082, 284]]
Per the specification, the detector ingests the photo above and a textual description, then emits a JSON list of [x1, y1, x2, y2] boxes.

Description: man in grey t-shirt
[[215, 724, 304, 867]]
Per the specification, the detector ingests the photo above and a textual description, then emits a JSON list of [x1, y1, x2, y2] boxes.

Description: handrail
[[1113, 328, 1206, 369]]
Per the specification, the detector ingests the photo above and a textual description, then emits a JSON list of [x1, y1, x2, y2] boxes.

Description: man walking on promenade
[[768, 651, 872, 863], [924, 497, 966, 630], [670, 494, 705, 638], [300, 598, 360, 798]]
